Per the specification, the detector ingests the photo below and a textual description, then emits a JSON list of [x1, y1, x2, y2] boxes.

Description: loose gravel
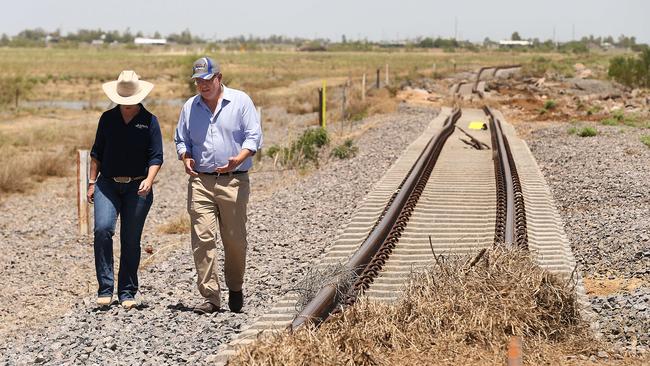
[[523, 122, 650, 356], [0, 105, 437, 365]]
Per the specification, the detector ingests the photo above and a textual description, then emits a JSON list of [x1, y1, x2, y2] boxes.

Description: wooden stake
[[361, 73, 366, 101], [321, 80, 327, 128], [376, 68, 380, 89], [507, 336, 523, 366], [77, 150, 90, 236], [341, 86, 347, 120]]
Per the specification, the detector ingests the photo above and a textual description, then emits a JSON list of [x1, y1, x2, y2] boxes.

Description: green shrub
[[543, 100, 557, 110], [265, 145, 282, 158], [331, 139, 359, 159], [266, 127, 329, 168], [641, 135, 650, 148], [578, 127, 598, 137], [0, 76, 35, 107], [567, 127, 578, 135], [608, 49, 650, 88], [602, 110, 640, 127]]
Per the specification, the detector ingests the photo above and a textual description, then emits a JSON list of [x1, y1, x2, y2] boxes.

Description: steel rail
[[484, 106, 528, 248], [289, 108, 462, 331], [472, 64, 522, 96]]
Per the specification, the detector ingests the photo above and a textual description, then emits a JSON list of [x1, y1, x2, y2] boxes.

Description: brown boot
[[193, 301, 220, 315]]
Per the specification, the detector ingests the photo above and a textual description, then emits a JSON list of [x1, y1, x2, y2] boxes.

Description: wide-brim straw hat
[[102, 70, 154, 105]]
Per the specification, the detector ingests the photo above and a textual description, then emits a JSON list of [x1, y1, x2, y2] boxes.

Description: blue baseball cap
[[191, 57, 220, 79]]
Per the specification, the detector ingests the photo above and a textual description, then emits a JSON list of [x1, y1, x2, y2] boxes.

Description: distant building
[[498, 40, 532, 47], [134, 37, 167, 45], [91, 39, 104, 45]]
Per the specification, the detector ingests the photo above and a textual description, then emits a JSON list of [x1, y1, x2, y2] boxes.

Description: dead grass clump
[[158, 214, 190, 234], [30, 149, 71, 179], [288, 263, 357, 312], [230, 247, 599, 365]]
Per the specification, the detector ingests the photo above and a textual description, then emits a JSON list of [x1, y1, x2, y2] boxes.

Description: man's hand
[[137, 179, 153, 197], [216, 156, 241, 173], [87, 184, 95, 203], [184, 157, 199, 176]]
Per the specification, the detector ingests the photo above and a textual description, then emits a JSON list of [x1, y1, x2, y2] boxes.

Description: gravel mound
[[524, 122, 650, 355], [0, 105, 437, 365]]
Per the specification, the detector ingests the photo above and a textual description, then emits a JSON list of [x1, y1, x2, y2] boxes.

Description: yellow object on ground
[[468, 121, 487, 130]]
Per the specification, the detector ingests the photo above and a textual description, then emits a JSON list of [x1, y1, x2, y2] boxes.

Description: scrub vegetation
[[229, 247, 598, 365]]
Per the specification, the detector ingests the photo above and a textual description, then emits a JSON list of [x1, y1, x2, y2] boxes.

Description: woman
[[87, 70, 163, 309]]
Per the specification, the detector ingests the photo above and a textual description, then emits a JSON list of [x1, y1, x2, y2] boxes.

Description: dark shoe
[[193, 301, 220, 315], [228, 290, 243, 313]]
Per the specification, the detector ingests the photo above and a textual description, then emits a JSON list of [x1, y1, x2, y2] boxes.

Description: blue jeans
[[93, 175, 153, 301]]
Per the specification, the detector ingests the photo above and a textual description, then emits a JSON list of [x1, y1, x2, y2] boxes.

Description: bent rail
[[484, 106, 528, 248], [289, 108, 462, 330]]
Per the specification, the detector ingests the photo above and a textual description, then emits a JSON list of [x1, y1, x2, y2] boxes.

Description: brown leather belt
[[200, 171, 248, 177], [112, 176, 146, 183]]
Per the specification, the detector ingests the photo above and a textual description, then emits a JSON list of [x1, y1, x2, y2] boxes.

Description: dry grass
[[230, 247, 600, 365], [158, 214, 190, 234]]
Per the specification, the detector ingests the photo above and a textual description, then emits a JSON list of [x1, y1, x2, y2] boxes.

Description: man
[[174, 57, 262, 314]]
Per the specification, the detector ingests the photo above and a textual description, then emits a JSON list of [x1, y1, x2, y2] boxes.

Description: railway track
[[214, 107, 587, 364], [452, 65, 522, 98]]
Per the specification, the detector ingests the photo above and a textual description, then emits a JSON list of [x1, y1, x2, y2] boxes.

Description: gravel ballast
[[523, 122, 649, 356], [0, 106, 437, 365]]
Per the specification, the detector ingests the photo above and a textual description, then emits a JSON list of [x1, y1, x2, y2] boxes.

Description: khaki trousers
[[187, 173, 250, 306]]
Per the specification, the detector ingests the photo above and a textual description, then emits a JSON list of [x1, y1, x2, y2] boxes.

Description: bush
[[608, 49, 650, 88], [0, 77, 36, 107], [567, 127, 577, 135], [266, 127, 329, 168], [331, 139, 359, 160], [578, 127, 598, 137], [543, 100, 557, 110]]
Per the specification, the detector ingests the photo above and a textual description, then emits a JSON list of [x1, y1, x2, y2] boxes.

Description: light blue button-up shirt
[[174, 85, 262, 173]]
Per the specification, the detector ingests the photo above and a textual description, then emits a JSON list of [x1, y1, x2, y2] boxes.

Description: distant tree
[[17, 28, 47, 41], [153, 31, 161, 39], [342, 34, 347, 44], [168, 29, 194, 44], [104, 30, 121, 43], [0, 34, 9, 46], [121, 28, 134, 43], [511, 32, 521, 41]]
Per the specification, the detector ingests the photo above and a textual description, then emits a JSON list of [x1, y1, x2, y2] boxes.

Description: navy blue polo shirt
[[90, 104, 163, 178]]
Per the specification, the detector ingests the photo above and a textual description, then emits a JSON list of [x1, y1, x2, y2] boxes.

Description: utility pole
[[572, 24, 575, 41], [454, 17, 458, 41]]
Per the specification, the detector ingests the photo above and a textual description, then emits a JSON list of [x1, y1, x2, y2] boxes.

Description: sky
[[1, 0, 648, 43]]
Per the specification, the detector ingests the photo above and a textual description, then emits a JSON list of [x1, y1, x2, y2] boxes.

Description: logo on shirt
[[134, 123, 149, 129]]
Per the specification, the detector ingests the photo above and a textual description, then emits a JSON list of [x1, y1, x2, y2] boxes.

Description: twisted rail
[[289, 109, 462, 330]]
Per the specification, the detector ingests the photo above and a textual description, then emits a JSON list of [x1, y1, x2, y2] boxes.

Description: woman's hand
[[87, 183, 95, 203], [138, 179, 153, 197]]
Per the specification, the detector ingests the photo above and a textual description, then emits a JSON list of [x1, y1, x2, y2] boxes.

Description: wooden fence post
[[361, 73, 366, 101], [77, 150, 90, 236], [321, 80, 327, 128], [341, 86, 347, 121], [376, 68, 380, 88]]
